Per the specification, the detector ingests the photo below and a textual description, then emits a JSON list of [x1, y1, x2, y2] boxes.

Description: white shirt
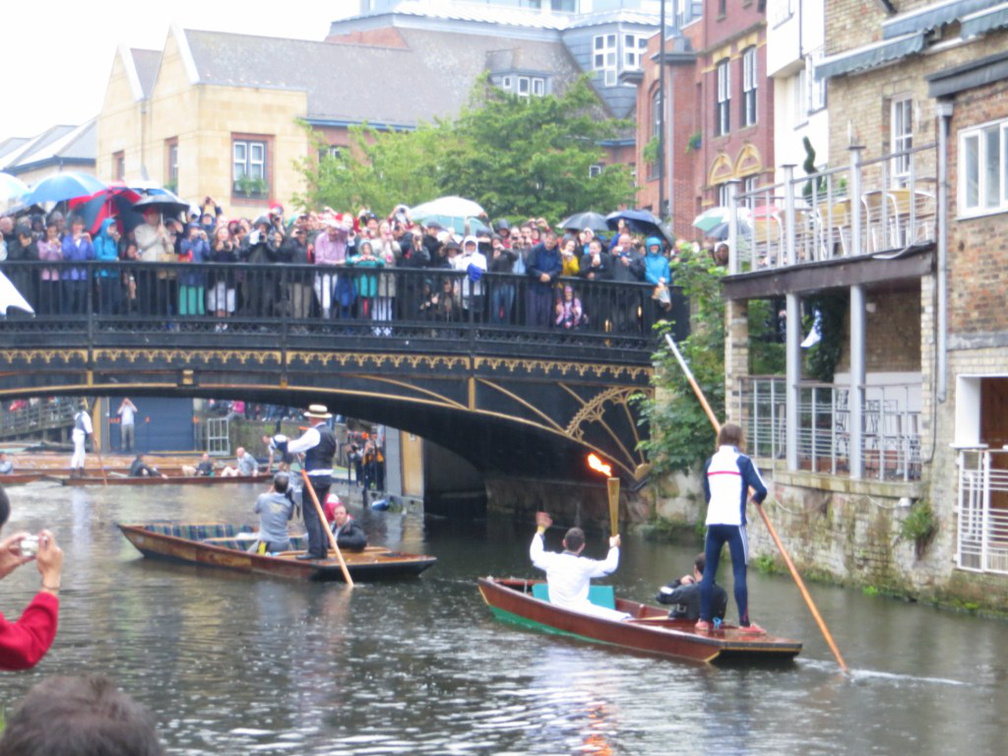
[[119, 402, 136, 426], [529, 532, 620, 614]]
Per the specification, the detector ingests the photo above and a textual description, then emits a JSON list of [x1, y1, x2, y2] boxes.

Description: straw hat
[[304, 404, 332, 419]]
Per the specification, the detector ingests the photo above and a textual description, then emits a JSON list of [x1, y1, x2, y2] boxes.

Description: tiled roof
[[2, 121, 96, 172], [182, 26, 583, 127], [131, 48, 162, 98]]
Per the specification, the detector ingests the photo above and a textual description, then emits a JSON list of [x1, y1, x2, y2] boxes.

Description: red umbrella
[[69, 186, 144, 234]]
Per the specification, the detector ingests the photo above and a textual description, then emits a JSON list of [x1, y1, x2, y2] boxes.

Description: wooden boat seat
[[531, 582, 616, 610]]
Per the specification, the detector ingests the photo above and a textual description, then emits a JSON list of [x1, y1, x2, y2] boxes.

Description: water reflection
[[0, 480, 1007, 754]]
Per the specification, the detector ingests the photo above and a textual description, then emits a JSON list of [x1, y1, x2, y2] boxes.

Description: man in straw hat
[[284, 404, 337, 560]]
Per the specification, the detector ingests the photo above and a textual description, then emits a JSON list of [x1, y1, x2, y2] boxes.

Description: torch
[[587, 453, 619, 537]]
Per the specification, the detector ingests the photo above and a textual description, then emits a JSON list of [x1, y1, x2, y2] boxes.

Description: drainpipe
[[787, 291, 800, 471], [935, 101, 952, 403], [658, 0, 667, 220]]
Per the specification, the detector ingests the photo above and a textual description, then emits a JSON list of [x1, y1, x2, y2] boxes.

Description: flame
[[587, 453, 612, 478]]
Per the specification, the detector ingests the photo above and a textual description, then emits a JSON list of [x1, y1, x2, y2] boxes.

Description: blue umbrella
[[24, 172, 107, 205], [606, 209, 675, 245]]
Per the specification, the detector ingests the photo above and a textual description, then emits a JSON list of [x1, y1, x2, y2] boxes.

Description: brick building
[[631, 0, 774, 240], [716, 0, 1008, 606]]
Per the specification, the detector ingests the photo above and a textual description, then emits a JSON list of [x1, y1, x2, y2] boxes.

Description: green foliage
[[642, 137, 660, 166], [862, 585, 880, 597], [637, 248, 726, 475], [686, 131, 702, 153], [638, 516, 703, 544], [900, 501, 936, 556], [294, 75, 635, 221], [753, 553, 780, 574], [804, 293, 847, 382], [747, 299, 786, 375], [235, 174, 268, 198]]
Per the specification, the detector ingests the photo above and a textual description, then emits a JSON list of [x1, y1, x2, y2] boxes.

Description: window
[[808, 51, 827, 112], [793, 67, 808, 125], [742, 47, 757, 128], [593, 33, 618, 87], [649, 89, 662, 179], [675, 0, 689, 28], [165, 139, 179, 191], [232, 136, 269, 199], [717, 183, 732, 208], [501, 76, 512, 91], [959, 119, 1008, 216], [589, 163, 604, 178], [715, 59, 731, 136], [532, 77, 545, 96], [499, 74, 545, 96], [113, 151, 125, 181], [624, 34, 648, 70], [891, 97, 913, 187], [718, 0, 727, 15], [318, 145, 342, 162], [742, 175, 760, 210]]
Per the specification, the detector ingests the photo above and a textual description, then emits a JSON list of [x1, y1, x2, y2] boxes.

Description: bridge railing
[[0, 261, 688, 361]]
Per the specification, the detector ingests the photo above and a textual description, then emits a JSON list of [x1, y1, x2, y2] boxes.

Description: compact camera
[[20, 535, 39, 557]]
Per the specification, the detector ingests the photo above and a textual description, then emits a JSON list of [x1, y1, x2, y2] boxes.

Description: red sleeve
[[0, 592, 59, 671]]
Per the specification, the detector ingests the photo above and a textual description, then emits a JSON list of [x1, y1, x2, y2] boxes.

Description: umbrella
[[707, 218, 753, 241], [23, 172, 107, 205], [418, 214, 489, 235], [0, 270, 34, 316], [558, 211, 609, 233], [410, 196, 486, 221], [0, 172, 29, 204], [606, 208, 675, 245], [132, 191, 190, 221], [69, 186, 144, 234], [693, 206, 751, 234]]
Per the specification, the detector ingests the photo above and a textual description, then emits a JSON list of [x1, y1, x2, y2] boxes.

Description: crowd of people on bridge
[[0, 199, 705, 333]]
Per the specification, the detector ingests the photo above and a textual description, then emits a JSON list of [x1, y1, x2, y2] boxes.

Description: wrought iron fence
[[0, 261, 687, 358]]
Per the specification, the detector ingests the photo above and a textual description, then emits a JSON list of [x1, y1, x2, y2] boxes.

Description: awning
[[961, 2, 1008, 39], [816, 32, 925, 80], [884, 0, 997, 38]]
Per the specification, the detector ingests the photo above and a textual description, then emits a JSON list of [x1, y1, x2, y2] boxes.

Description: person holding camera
[[0, 484, 64, 670], [656, 553, 728, 622], [253, 473, 296, 554], [240, 215, 282, 317]]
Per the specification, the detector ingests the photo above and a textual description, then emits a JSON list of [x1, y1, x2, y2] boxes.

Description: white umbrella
[[0, 270, 34, 316], [409, 196, 486, 220], [0, 172, 29, 204]]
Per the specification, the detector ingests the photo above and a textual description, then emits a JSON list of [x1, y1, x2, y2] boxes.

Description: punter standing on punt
[[530, 512, 628, 621], [696, 422, 768, 635], [285, 405, 336, 560]]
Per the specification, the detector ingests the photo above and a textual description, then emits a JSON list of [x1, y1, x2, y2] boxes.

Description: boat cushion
[[531, 583, 616, 610]]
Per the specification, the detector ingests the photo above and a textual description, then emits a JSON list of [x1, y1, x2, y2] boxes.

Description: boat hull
[[0, 473, 47, 486], [119, 522, 436, 582], [478, 577, 801, 665], [60, 473, 272, 487]]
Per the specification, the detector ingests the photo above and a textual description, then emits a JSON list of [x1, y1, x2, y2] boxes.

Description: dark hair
[[273, 472, 289, 493], [563, 527, 585, 552], [716, 422, 744, 450], [694, 553, 707, 574], [0, 484, 9, 529], [0, 676, 166, 756]]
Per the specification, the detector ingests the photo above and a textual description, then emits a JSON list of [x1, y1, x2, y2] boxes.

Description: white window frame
[[793, 67, 808, 126], [593, 33, 618, 87], [958, 118, 1008, 218], [807, 51, 827, 113], [167, 142, 179, 184], [742, 47, 757, 128], [233, 138, 267, 195], [501, 75, 512, 92], [716, 58, 731, 136], [891, 97, 913, 188], [517, 76, 531, 96], [623, 33, 648, 70], [717, 183, 732, 208], [589, 163, 604, 178], [532, 77, 545, 96]]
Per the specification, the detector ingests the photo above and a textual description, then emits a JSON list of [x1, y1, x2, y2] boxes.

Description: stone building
[[718, 0, 1008, 607]]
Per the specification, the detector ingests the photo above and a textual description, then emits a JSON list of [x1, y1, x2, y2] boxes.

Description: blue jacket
[[93, 219, 120, 278], [643, 250, 671, 286], [526, 241, 562, 291], [61, 233, 94, 281], [180, 235, 210, 287]]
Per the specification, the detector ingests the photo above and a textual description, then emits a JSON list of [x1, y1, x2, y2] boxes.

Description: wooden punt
[[477, 577, 801, 665], [57, 473, 273, 487], [119, 521, 436, 582], [0, 473, 48, 486]]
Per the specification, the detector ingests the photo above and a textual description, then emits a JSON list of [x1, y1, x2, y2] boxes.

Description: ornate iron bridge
[[1, 261, 689, 483]]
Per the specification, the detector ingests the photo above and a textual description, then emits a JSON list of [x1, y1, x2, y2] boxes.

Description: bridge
[[1, 261, 688, 489]]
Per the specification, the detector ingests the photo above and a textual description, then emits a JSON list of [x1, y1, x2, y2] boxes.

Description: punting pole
[[299, 466, 353, 587], [663, 333, 848, 672]]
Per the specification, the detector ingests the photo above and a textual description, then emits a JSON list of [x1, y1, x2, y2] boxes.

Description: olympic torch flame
[[587, 453, 612, 478]]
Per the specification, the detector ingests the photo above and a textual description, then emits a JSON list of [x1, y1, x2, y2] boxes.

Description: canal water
[[2, 480, 1006, 755]]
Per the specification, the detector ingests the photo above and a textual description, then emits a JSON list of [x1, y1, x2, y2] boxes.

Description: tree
[[294, 75, 635, 222]]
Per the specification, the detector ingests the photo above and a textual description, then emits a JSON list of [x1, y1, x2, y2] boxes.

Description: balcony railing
[[957, 448, 1008, 575], [729, 142, 938, 274], [739, 376, 922, 482]]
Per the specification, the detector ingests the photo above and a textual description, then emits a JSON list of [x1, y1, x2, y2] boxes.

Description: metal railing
[[730, 142, 938, 273], [957, 448, 1008, 575], [0, 261, 689, 361], [0, 398, 76, 439], [738, 376, 922, 481]]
